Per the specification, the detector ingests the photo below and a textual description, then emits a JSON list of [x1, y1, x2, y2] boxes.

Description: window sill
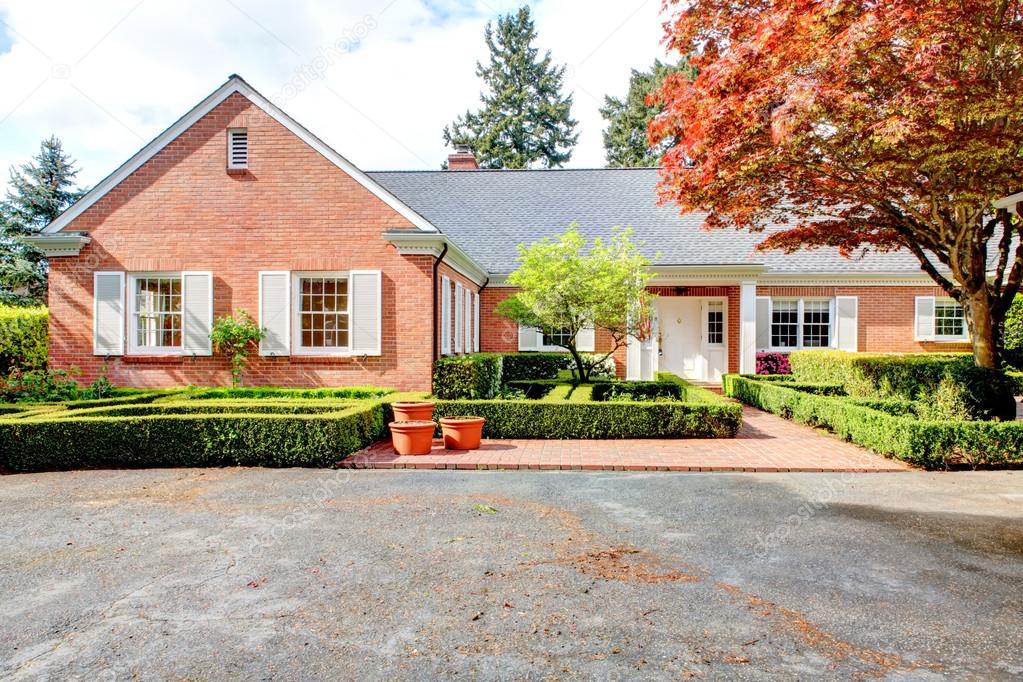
[[122, 355, 187, 364]]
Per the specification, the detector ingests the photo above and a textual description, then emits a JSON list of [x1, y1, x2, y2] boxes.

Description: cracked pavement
[[0, 468, 1021, 680]]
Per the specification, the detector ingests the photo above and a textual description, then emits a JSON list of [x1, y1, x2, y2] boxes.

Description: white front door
[[658, 297, 728, 382]]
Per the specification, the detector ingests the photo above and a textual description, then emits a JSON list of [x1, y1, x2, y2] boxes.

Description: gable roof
[[368, 168, 930, 277], [43, 75, 439, 234]]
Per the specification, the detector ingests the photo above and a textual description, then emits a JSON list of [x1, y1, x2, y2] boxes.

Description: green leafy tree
[[210, 310, 264, 387], [443, 6, 578, 169], [0, 136, 86, 305], [600, 59, 695, 167], [497, 226, 654, 382]]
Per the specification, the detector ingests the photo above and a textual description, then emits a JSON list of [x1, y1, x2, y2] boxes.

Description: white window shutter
[[464, 289, 473, 353], [915, 296, 935, 341], [834, 296, 858, 352], [755, 296, 771, 351], [441, 277, 451, 355], [518, 324, 539, 351], [259, 271, 290, 356], [576, 326, 595, 352], [93, 272, 125, 356], [473, 292, 480, 352], [350, 270, 382, 355], [454, 284, 463, 353], [182, 271, 213, 356]]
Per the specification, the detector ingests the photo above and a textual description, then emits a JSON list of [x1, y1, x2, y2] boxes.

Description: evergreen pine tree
[[0, 136, 85, 305], [600, 59, 695, 168], [443, 6, 578, 169]]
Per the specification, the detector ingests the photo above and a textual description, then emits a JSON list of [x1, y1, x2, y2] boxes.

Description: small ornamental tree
[[210, 310, 264, 387], [651, 0, 1023, 371], [497, 226, 654, 382]]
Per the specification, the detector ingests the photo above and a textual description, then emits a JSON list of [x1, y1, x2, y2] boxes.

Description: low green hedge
[[1008, 371, 1023, 396], [724, 374, 1023, 469], [433, 399, 741, 439], [0, 305, 48, 373], [654, 372, 733, 404], [172, 386, 394, 400], [788, 350, 1016, 421], [0, 399, 388, 472]]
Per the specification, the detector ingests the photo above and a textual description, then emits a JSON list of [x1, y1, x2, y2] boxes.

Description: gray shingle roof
[[368, 168, 928, 276]]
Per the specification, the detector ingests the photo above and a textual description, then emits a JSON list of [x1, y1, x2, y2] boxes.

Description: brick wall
[[48, 93, 438, 391]]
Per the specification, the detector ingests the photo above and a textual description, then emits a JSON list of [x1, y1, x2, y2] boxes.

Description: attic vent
[[227, 128, 248, 169]]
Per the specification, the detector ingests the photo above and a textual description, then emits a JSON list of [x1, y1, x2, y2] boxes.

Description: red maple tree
[[651, 0, 1023, 368]]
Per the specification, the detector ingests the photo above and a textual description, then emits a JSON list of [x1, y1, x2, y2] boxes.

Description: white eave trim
[[21, 233, 92, 257], [42, 75, 440, 235], [757, 271, 942, 286], [384, 231, 488, 285], [994, 191, 1023, 212]]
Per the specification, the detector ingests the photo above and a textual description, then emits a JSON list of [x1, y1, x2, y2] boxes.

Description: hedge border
[[723, 374, 1023, 469]]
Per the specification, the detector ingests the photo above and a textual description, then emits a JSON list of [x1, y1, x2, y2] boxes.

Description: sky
[[0, 0, 674, 190]]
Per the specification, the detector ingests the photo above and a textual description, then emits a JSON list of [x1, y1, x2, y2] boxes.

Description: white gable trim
[[43, 75, 440, 235]]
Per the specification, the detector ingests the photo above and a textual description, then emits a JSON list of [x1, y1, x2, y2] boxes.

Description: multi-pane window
[[934, 300, 965, 338], [133, 276, 182, 350], [802, 300, 831, 347], [543, 327, 573, 348], [771, 300, 799, 348], [298, 275, 349, 350], [707, 302, 724, 345]]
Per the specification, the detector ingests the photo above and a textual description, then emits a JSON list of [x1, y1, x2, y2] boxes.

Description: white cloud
[[0, 0, 672, 188]]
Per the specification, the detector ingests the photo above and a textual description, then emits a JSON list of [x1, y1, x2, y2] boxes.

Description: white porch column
[[739, 280, 758, 374]]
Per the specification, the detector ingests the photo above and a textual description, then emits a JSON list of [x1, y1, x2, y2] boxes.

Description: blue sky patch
[[0, 14, 13, 56]]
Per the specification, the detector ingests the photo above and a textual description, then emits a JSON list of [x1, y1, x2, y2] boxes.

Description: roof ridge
[[367, 167, 662, 174]]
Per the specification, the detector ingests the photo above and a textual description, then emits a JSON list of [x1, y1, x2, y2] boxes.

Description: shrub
[[433, 399, 741, 439], [655, 372, 733, 403], [724, 375, 1023, 469], [432, 354, 503, 399], [0, 305, 47, 373], [756, 352, 791, 375], [0, 368, 117, 403], [0, 399, 388, 472], [210, 310, 264, 387], [788, 350, 1015, 421], [1008, 371, 1023, 396]]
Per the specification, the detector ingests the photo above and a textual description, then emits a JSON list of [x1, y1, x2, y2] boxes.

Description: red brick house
[[27, 76, 973, 391]]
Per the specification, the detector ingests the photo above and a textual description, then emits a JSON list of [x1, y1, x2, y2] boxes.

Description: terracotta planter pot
[[439, 416, 486, 451], [389, 420, 436, 456], [391, 401, 436, 422]]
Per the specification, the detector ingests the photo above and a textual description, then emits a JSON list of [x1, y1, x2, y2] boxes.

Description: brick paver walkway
[[345, 405, 910, 473]]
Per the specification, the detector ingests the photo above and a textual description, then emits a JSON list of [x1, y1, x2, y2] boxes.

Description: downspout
[[432, 242, 450, 362]]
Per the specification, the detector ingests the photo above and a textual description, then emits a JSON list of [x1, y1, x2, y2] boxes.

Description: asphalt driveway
[[1, 469, 1020, 680]]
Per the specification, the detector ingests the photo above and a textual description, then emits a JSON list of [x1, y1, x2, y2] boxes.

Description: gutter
[[432, 243, 449, 362]]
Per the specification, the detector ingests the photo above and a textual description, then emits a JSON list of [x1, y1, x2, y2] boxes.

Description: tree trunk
[[963, 289, 1001, 369], [568, 345, 590, 383]]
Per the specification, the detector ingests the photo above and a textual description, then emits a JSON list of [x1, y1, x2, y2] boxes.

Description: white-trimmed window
[[707, 301, 725, 345], [292, 272, 350, 354], [769, 298, 832, 350], [934, 300, 966, 339], [542, 327, 573, 348], [916, 296, 968, 342], [130, 274, 182, 353]]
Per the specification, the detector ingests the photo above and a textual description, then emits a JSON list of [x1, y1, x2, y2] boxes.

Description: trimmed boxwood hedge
[[788, 350, 1016, 420], [724, 374, 1023, 469], [432, 354, 503, 399], [433, 398, 741, 439], [0, 398, 389, 472]]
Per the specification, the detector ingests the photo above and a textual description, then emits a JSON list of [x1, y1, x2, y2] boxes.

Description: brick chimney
[[447, 145, 479, 171]]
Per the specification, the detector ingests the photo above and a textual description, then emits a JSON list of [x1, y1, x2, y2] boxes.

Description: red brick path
[[345, 405, 910, 473]]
